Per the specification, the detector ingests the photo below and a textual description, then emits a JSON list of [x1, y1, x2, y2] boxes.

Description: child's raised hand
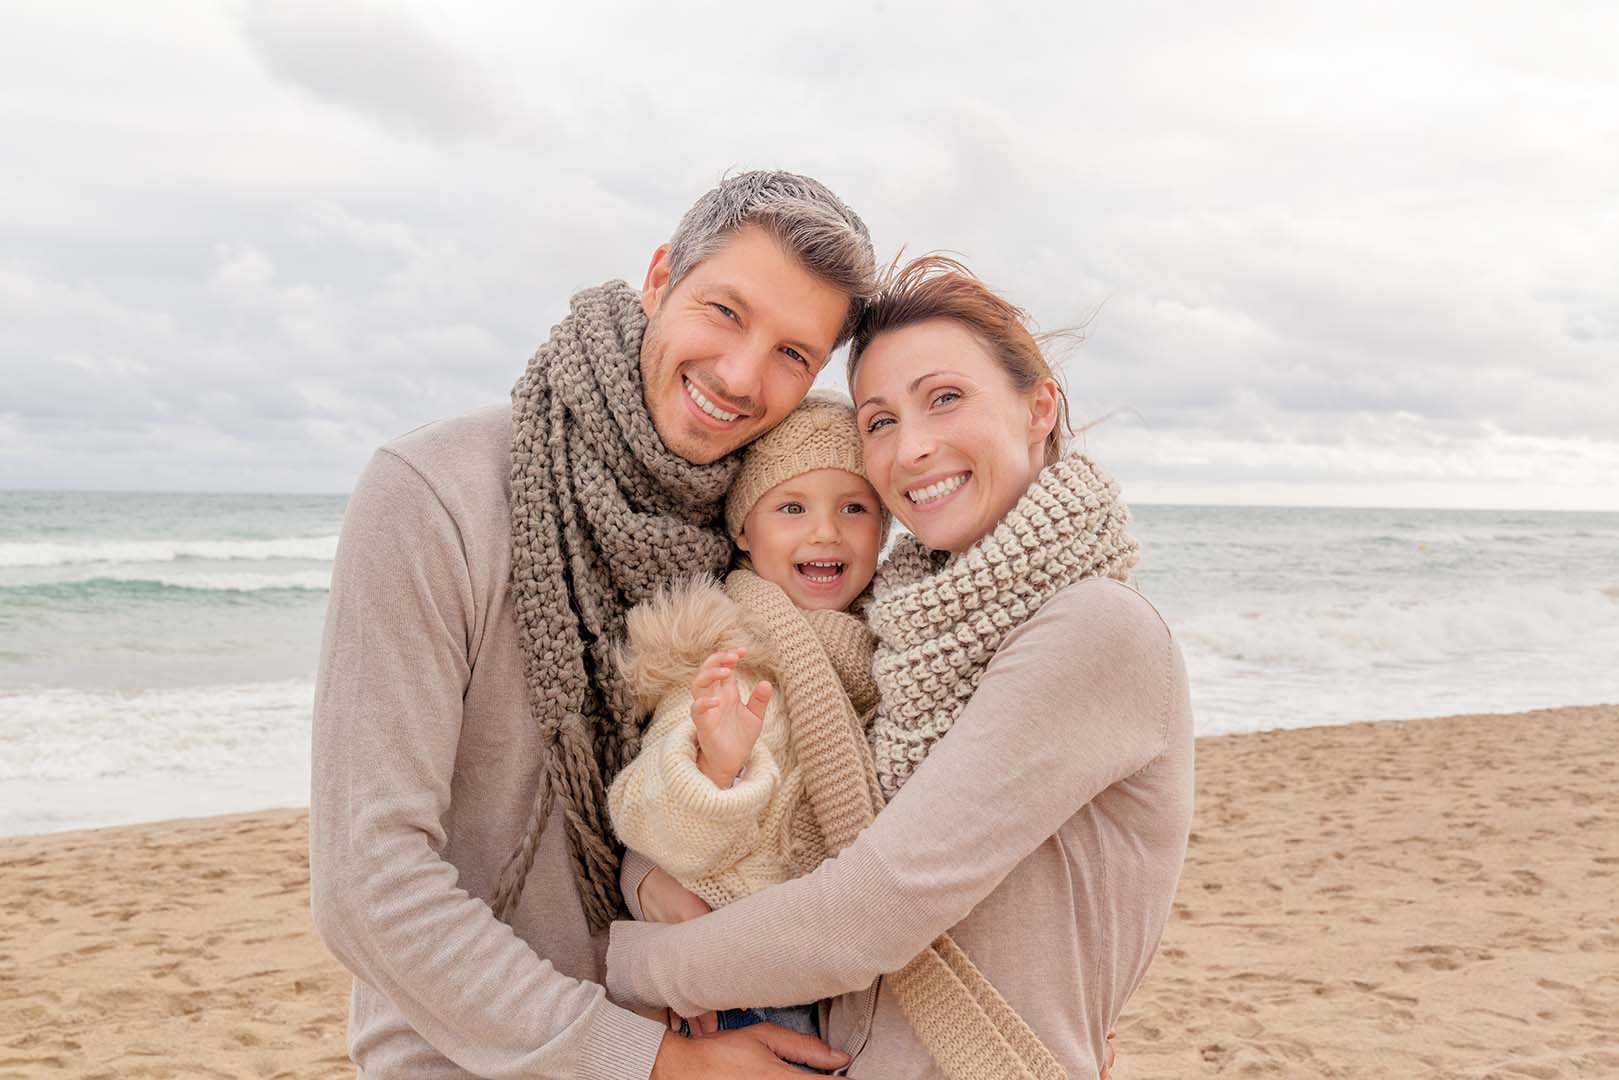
[[689, 648, 772, 787]]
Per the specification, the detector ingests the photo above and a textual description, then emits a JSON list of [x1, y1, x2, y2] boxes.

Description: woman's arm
[[606, 577, 1184, 1016]]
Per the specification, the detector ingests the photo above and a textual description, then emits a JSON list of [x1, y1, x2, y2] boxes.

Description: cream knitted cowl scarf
[[868, 452, 1140, 802], [495, 281, 740, 931]]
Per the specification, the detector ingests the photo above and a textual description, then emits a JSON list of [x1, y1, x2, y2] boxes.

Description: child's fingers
[[744, 680, 773, 722], [691, 651, 742, 690]]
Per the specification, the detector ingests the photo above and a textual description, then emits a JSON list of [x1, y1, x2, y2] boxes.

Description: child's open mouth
[[794, 560, 846, 591]]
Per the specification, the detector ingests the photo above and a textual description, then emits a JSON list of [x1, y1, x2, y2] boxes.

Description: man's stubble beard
[[639, 309, 720, 466]]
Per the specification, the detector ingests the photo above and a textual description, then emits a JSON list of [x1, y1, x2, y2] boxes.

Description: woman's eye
[[932, 390, 961, 407], [865, 416, 894, 434]]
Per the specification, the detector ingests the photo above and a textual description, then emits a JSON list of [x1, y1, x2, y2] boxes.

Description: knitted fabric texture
[[723, 390, 888, 542], [606, 571, 879, 908], [716, 573, 1072, 1080], [497, 280, 740, 931], [868, 453, 1140, 803]]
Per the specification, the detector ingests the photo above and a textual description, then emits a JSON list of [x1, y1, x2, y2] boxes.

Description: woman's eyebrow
[[908, 370, 968, 393], [860, 370, 972, 412]]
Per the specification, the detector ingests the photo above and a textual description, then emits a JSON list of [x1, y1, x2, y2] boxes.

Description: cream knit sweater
[[606, 575, 876, 909]]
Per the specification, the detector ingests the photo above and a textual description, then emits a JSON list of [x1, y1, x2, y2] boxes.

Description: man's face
[[639, 226, 850, 464]]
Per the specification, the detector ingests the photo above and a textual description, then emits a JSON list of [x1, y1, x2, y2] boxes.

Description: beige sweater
[[309, 404, 668, 1079], [606, 579, 814, 908], [607, 576, 1196, 1079]]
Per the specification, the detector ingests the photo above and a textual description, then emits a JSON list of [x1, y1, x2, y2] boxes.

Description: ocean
[[2, 492, 1616, 837]]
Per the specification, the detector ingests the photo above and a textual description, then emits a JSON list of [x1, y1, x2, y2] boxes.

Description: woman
[[609, 256, 1194, 1079]]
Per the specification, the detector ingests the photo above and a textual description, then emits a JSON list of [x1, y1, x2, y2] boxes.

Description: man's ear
[[642, 244, 673, 318], [1027, 378, 1061, 448]]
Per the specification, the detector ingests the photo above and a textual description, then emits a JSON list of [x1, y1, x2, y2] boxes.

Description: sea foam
[[0, 536, 340, 568]]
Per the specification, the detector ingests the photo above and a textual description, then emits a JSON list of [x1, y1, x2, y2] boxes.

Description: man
[[310, 171, 875, 1078]]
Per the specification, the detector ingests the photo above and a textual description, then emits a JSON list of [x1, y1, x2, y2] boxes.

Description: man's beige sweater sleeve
[[605, 577, 1181, 1017], [309, 448, 664, 1080]]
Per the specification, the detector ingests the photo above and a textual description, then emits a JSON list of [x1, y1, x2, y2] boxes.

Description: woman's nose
[[897, 424, 934, 466]]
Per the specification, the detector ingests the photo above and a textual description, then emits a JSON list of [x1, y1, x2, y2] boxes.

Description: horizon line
[[3, 489, 1616, 516]]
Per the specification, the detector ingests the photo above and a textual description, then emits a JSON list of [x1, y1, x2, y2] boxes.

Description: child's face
[[737, 469, 882, 612]]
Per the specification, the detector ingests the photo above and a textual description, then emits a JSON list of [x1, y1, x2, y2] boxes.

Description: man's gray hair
[[666, 171, 876, 349]]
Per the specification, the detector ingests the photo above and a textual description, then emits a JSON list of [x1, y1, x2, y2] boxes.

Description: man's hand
[[649, 1025, 851, 1079], [689, 648, 772, 787]]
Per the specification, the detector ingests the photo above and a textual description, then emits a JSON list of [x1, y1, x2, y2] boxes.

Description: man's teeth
[[906, 473, 968, 505], [685, 379, 740, 422]]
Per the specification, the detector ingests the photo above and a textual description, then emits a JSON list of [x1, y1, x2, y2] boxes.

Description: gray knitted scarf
[[867, 453, 1141, 801], [495, 280, 740, 930]]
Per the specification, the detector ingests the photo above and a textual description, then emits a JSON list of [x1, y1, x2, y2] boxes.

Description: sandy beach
[[2, 704, 1615, 1079]]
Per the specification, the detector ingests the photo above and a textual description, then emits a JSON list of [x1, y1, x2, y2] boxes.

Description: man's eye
[[782, 346, 808, 366], [712, 303, 738, 321]]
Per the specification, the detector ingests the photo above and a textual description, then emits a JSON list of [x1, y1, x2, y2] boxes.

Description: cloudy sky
[[2, 1, 1614, 509]]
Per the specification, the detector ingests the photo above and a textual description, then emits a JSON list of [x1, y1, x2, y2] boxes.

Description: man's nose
[[709, 342, 770, 409]]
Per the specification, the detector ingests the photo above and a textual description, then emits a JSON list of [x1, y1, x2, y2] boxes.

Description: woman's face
[[854, 319, 1057, 555]]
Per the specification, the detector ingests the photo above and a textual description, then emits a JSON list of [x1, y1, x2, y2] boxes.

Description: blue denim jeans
[[715, 1003, 820, 1037]]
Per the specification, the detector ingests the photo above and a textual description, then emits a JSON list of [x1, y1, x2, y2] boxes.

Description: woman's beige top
[[608, 576, 1196, 1079]]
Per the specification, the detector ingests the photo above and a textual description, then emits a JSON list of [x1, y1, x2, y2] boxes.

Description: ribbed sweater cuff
[[575, 1001, 666, 1080], [620, 848, 657, 922], [659, 720, 777, 821]]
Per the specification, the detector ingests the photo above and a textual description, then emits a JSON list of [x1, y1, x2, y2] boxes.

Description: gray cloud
[[235, 1, 542, 143], [0, 1, 1614, 508]]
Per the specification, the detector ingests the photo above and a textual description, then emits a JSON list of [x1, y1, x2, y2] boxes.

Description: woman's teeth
[[685, 378, 740, 422], [906, 473, 968, 505], [796, 560, 845, 582]]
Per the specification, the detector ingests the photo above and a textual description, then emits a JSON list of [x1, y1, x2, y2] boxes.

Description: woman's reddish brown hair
[[847, 255, 1071, 466]]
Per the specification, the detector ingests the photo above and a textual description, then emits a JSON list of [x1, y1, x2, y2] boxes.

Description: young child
[[608, 391, 887, 1039]]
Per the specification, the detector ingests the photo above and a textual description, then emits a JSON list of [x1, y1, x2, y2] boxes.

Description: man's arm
[[308, 448, 665, 1079], [606, 578, 1183, 1018]]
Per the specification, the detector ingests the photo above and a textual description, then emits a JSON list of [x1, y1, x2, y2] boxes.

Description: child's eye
[[778, 502, 804, 514], [841, 502, 870, 515]]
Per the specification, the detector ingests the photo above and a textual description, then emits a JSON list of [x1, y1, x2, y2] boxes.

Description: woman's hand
[[637, 867, 718, 1033], [689, 648, 772, 786], [637, 866, 712, 925]]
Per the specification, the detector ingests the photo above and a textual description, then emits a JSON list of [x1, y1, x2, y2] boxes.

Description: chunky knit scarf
[[869, 452, 1140, 801], [723, 570, 886, 861], [865, 453, 1139, 1080], [494, 281, 740, 930]]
